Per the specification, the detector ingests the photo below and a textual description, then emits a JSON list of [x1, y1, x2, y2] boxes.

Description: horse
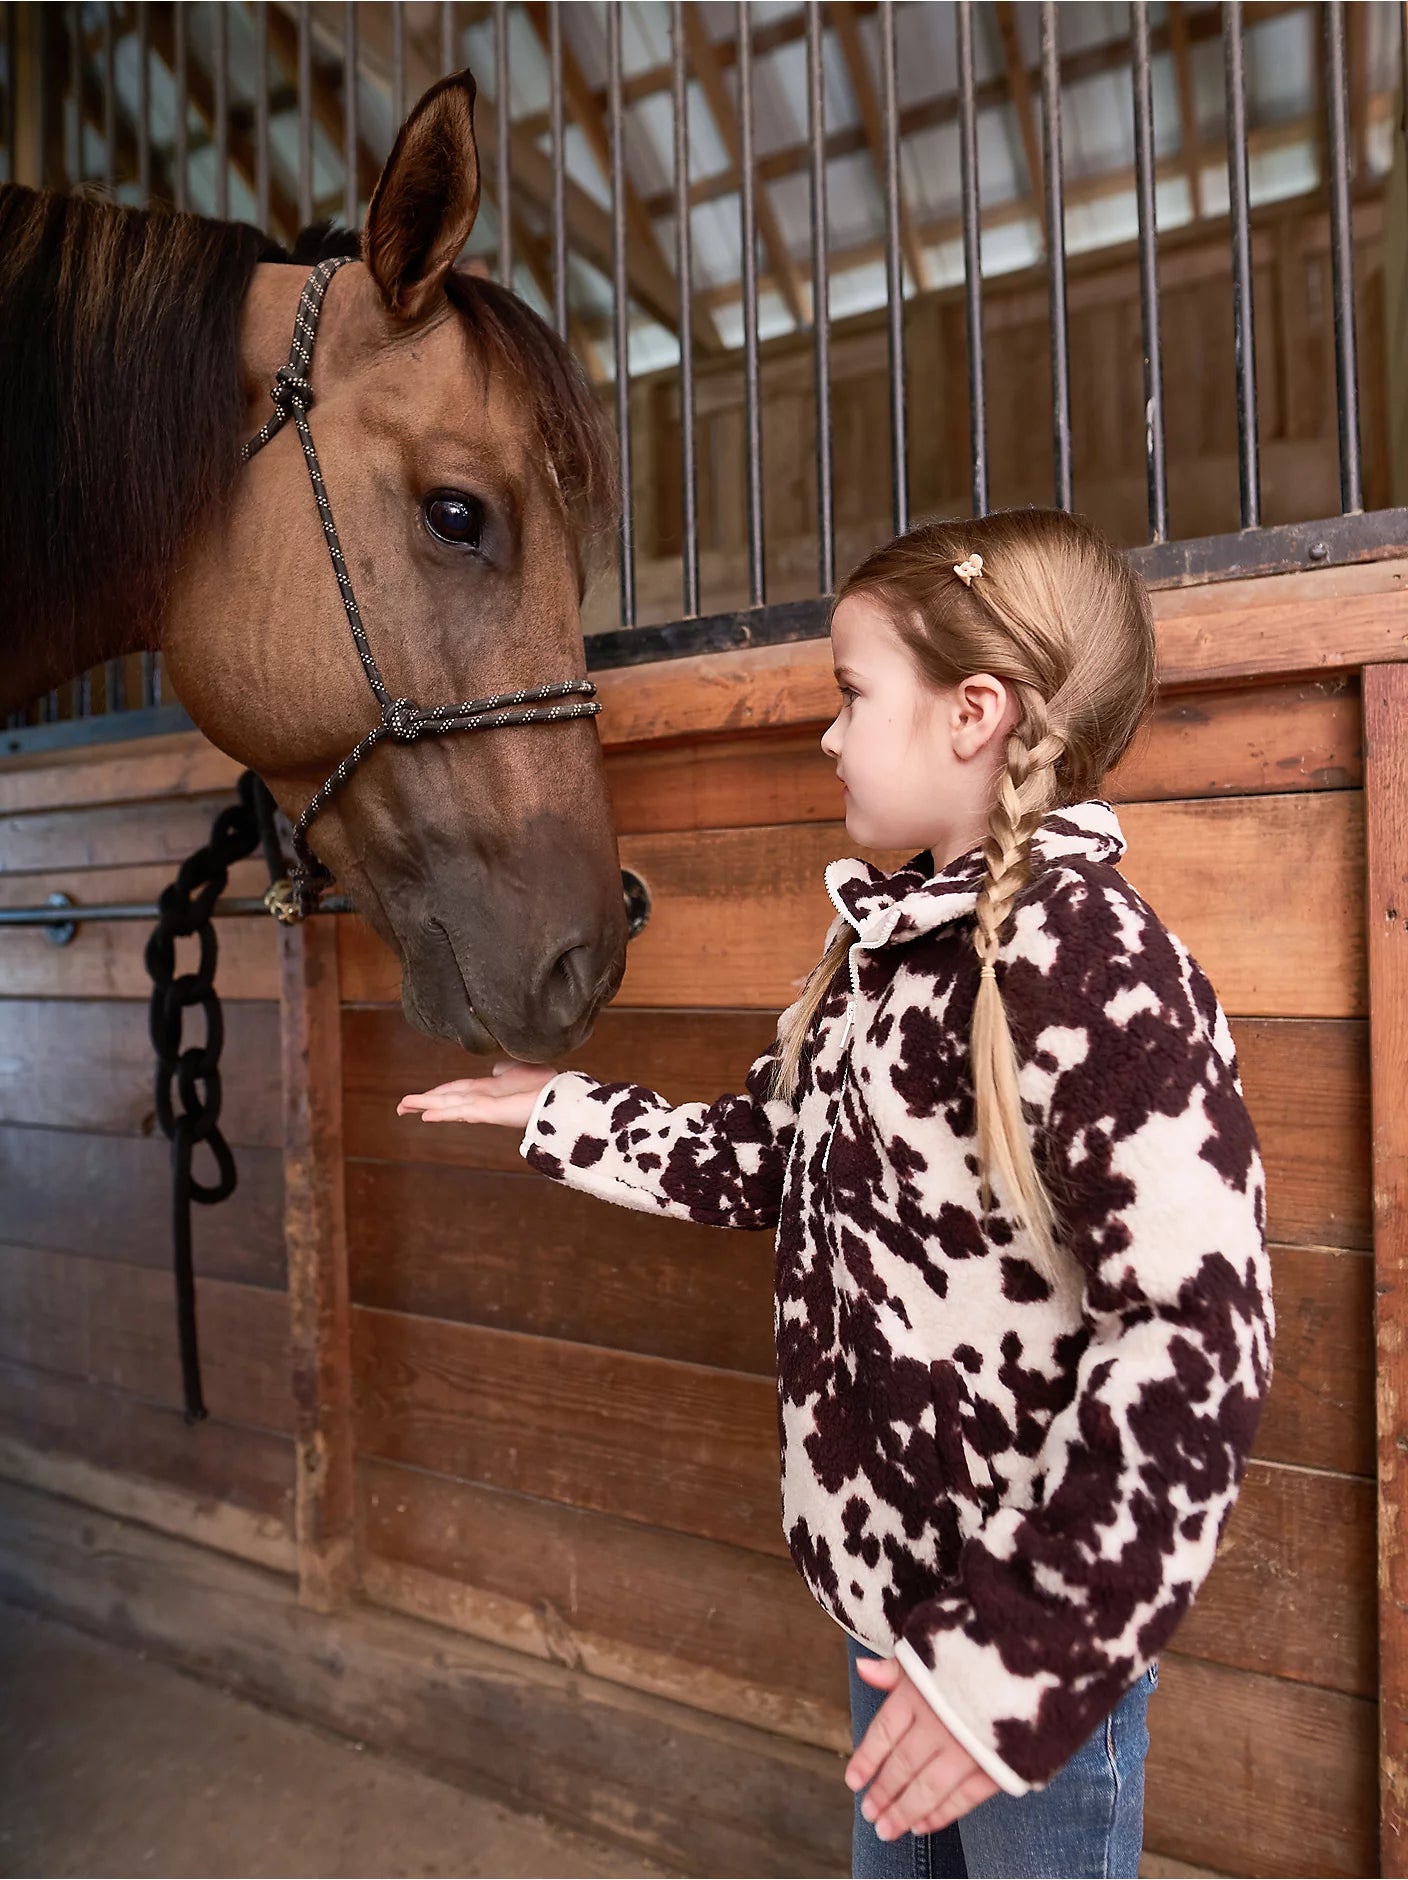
[[0, 69, 627, 1063]]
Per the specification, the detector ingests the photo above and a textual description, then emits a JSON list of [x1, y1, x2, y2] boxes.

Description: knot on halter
[[270, 365, 314, 417], [385, 697, 423, 742]]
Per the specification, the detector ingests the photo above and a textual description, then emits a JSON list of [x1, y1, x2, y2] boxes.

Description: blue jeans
[[848, 1637, 1154, 1879]]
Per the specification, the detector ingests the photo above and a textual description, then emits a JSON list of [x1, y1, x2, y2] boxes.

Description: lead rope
[[242, 257, 602, 923]]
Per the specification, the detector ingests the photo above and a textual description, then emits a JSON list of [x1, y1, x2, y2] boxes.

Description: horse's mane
[[0, 187, 615, 685]]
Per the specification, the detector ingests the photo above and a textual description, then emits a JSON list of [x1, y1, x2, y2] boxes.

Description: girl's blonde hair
[[771, 508, 1158, 1271]]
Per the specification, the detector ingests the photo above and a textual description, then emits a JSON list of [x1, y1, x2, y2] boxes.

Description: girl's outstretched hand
[[397, 1059, 560, 1130], [845, 1656, 999, 1841]]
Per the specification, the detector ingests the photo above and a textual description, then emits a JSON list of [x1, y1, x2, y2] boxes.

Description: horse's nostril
[[540, 941, 595, 1023]]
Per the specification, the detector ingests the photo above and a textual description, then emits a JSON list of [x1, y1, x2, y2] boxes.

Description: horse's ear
[[363, 70, 481, 323]]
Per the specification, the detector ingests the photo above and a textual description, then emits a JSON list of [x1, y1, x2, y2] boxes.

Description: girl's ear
[[363, 69, 481, 323]]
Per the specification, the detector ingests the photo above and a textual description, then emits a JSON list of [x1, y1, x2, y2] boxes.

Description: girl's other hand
[[396, 1059, 561, 1130]]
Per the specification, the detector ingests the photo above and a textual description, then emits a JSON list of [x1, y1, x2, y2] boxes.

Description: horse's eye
[[424, 492, 484, 549]]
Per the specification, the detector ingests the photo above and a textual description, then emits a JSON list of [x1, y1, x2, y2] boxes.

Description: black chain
[[145, 769, 284, 1421]]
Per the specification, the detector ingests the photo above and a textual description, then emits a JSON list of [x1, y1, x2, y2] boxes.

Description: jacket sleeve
[[517, 1003, 805, 1231], [895, 873, 1274, 1793]]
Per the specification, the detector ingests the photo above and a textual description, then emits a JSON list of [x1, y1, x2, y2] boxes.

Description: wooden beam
[[1365, 658, 1408, 1872], [281, 916, 355, 1614], [1167, 1, 1204, 218], [521, 1, 723, 354], [682, 4, 807, 331], [993, 2, 1043, 210], [831, 1, 927, 292], [1346, 0, 1368, 177], [264, 3, 379, 213]]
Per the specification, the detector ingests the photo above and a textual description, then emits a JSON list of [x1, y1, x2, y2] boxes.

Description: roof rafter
[[831, 1, 927, 292], [1166, 1, 1204, 217], [993, 2, 1043, 212]]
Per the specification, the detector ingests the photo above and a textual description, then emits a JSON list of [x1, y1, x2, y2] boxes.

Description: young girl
[[399, 508, 1273, 1880]]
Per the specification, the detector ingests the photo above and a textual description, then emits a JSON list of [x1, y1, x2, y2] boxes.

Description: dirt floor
[[0, 1601, 670, 1879]]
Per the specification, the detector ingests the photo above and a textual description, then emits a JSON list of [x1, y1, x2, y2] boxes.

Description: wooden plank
[[0, 998, 281, 1147], [0, 731, 241, 817], [346, 1010, 1369, 1253], [1257, 1244, 1373, 1481], [281, 918, 355, 1613], [352, 1307, 784, 1558], [601, 678, 1363, 836], [1174, 1460, 1373, 1697], [358, 1459, 849, 1752], [340, 792, 1366, 1018], [0, 861, 277, 1000], [1365, 659, 1408, 1871], [0, 1243, 292, 1434], [0, 1479, 853, 1878], [1145, 1651, 1377, 1878], [0, 793, 242, 874], [0, 1123, 286, 1289], [0, 1361, 293, 1565], [347, 1161, 774, 1375]]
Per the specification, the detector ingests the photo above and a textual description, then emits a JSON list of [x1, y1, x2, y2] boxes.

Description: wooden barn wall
[[1, 559, 1404, 1876], [0, 737, 293, 1570], [587, 191, 1390, 634]]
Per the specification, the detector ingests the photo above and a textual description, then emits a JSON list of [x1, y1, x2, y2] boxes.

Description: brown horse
[[0, 70, 626, 1061]]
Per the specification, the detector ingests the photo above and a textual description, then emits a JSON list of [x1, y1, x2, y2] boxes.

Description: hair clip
[[953, 554, 985, 587]]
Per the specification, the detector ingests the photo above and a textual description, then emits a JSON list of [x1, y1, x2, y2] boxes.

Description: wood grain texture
[[0, 1123, 285, 1288], [1365, 659, 1408, 1871], [0, 792, 244, 875]]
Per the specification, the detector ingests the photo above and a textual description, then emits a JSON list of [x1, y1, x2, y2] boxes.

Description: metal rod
[[806, 0, 833, 592], [102, 0, 114, 190], [441, 0, 455, 73], [1324, 0, 1363, 513], [738, 0, 764, 605], [213, 0, 229, 219], [35, 0, 48, 189], [1131, 0, 1168, 542], [672, 1, 699, 617], [956, 0, 986, 518], [0, 896, 355, 929], [297, 0, 312, 229], [881, 0, 908, 534], [495, 0, 511, 284], [391, 1, 406, 129], [1223, 0, 1259, 528], [254, 0, 270, 231], [1040, 0, 1072, 510], [607, 0, 635, 627], [173, 0, 188, 212], [136, 0, 151, 200], [65, 1, 79, 187], [549, 0, 567, 339], [343, 0, 358, 226]]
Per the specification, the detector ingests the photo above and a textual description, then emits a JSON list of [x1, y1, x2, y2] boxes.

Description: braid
[[970, 688, 1068, 1272]]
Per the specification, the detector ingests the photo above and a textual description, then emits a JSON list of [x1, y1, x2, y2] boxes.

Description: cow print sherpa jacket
[[519, 798, 1273, 1793]]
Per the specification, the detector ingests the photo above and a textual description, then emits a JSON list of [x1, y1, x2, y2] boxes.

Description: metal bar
[[806, 0, 833, 592], [343, 1, 358, 226], [441, 0, 455, 73], [1223, 0, 1260, 528], [391, 1, 406, 129], [881, 0, 908, 533], [173, 0, 188, 212], [102, 0, 114, 189], [0, 896, 354, 928], [738, 0, 764, 606], [65, 1, 79, 185], [672, 1, 699, 616], [136, 0, 151, 199], [35, 0, 48, 189], [297, 0, 312, 229], [495, 0, 511, 284], [956, 0, 986, 518], [1131, 0, 1168, 542], [607, 0, 635, 627], [549, 0, 567, 339], [213, 0, 229, 219], [1324, 0, 1363, 513], [255, 0, 270, 231], [1040, 0, 1072, 510]]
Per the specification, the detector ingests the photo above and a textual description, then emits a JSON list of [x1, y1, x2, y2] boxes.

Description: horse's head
[[162, 71, 626, 1060]]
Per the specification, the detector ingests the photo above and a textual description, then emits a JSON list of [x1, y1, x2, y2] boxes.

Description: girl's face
[[821, 593, 1019, 868]]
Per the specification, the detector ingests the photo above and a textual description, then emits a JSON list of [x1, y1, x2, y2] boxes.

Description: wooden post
[[280, 917, 356, 1612], [1367, 659, 1408, 1875]]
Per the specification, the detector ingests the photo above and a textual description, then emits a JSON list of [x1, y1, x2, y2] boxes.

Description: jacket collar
[[824, 798, 1128, 949]]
